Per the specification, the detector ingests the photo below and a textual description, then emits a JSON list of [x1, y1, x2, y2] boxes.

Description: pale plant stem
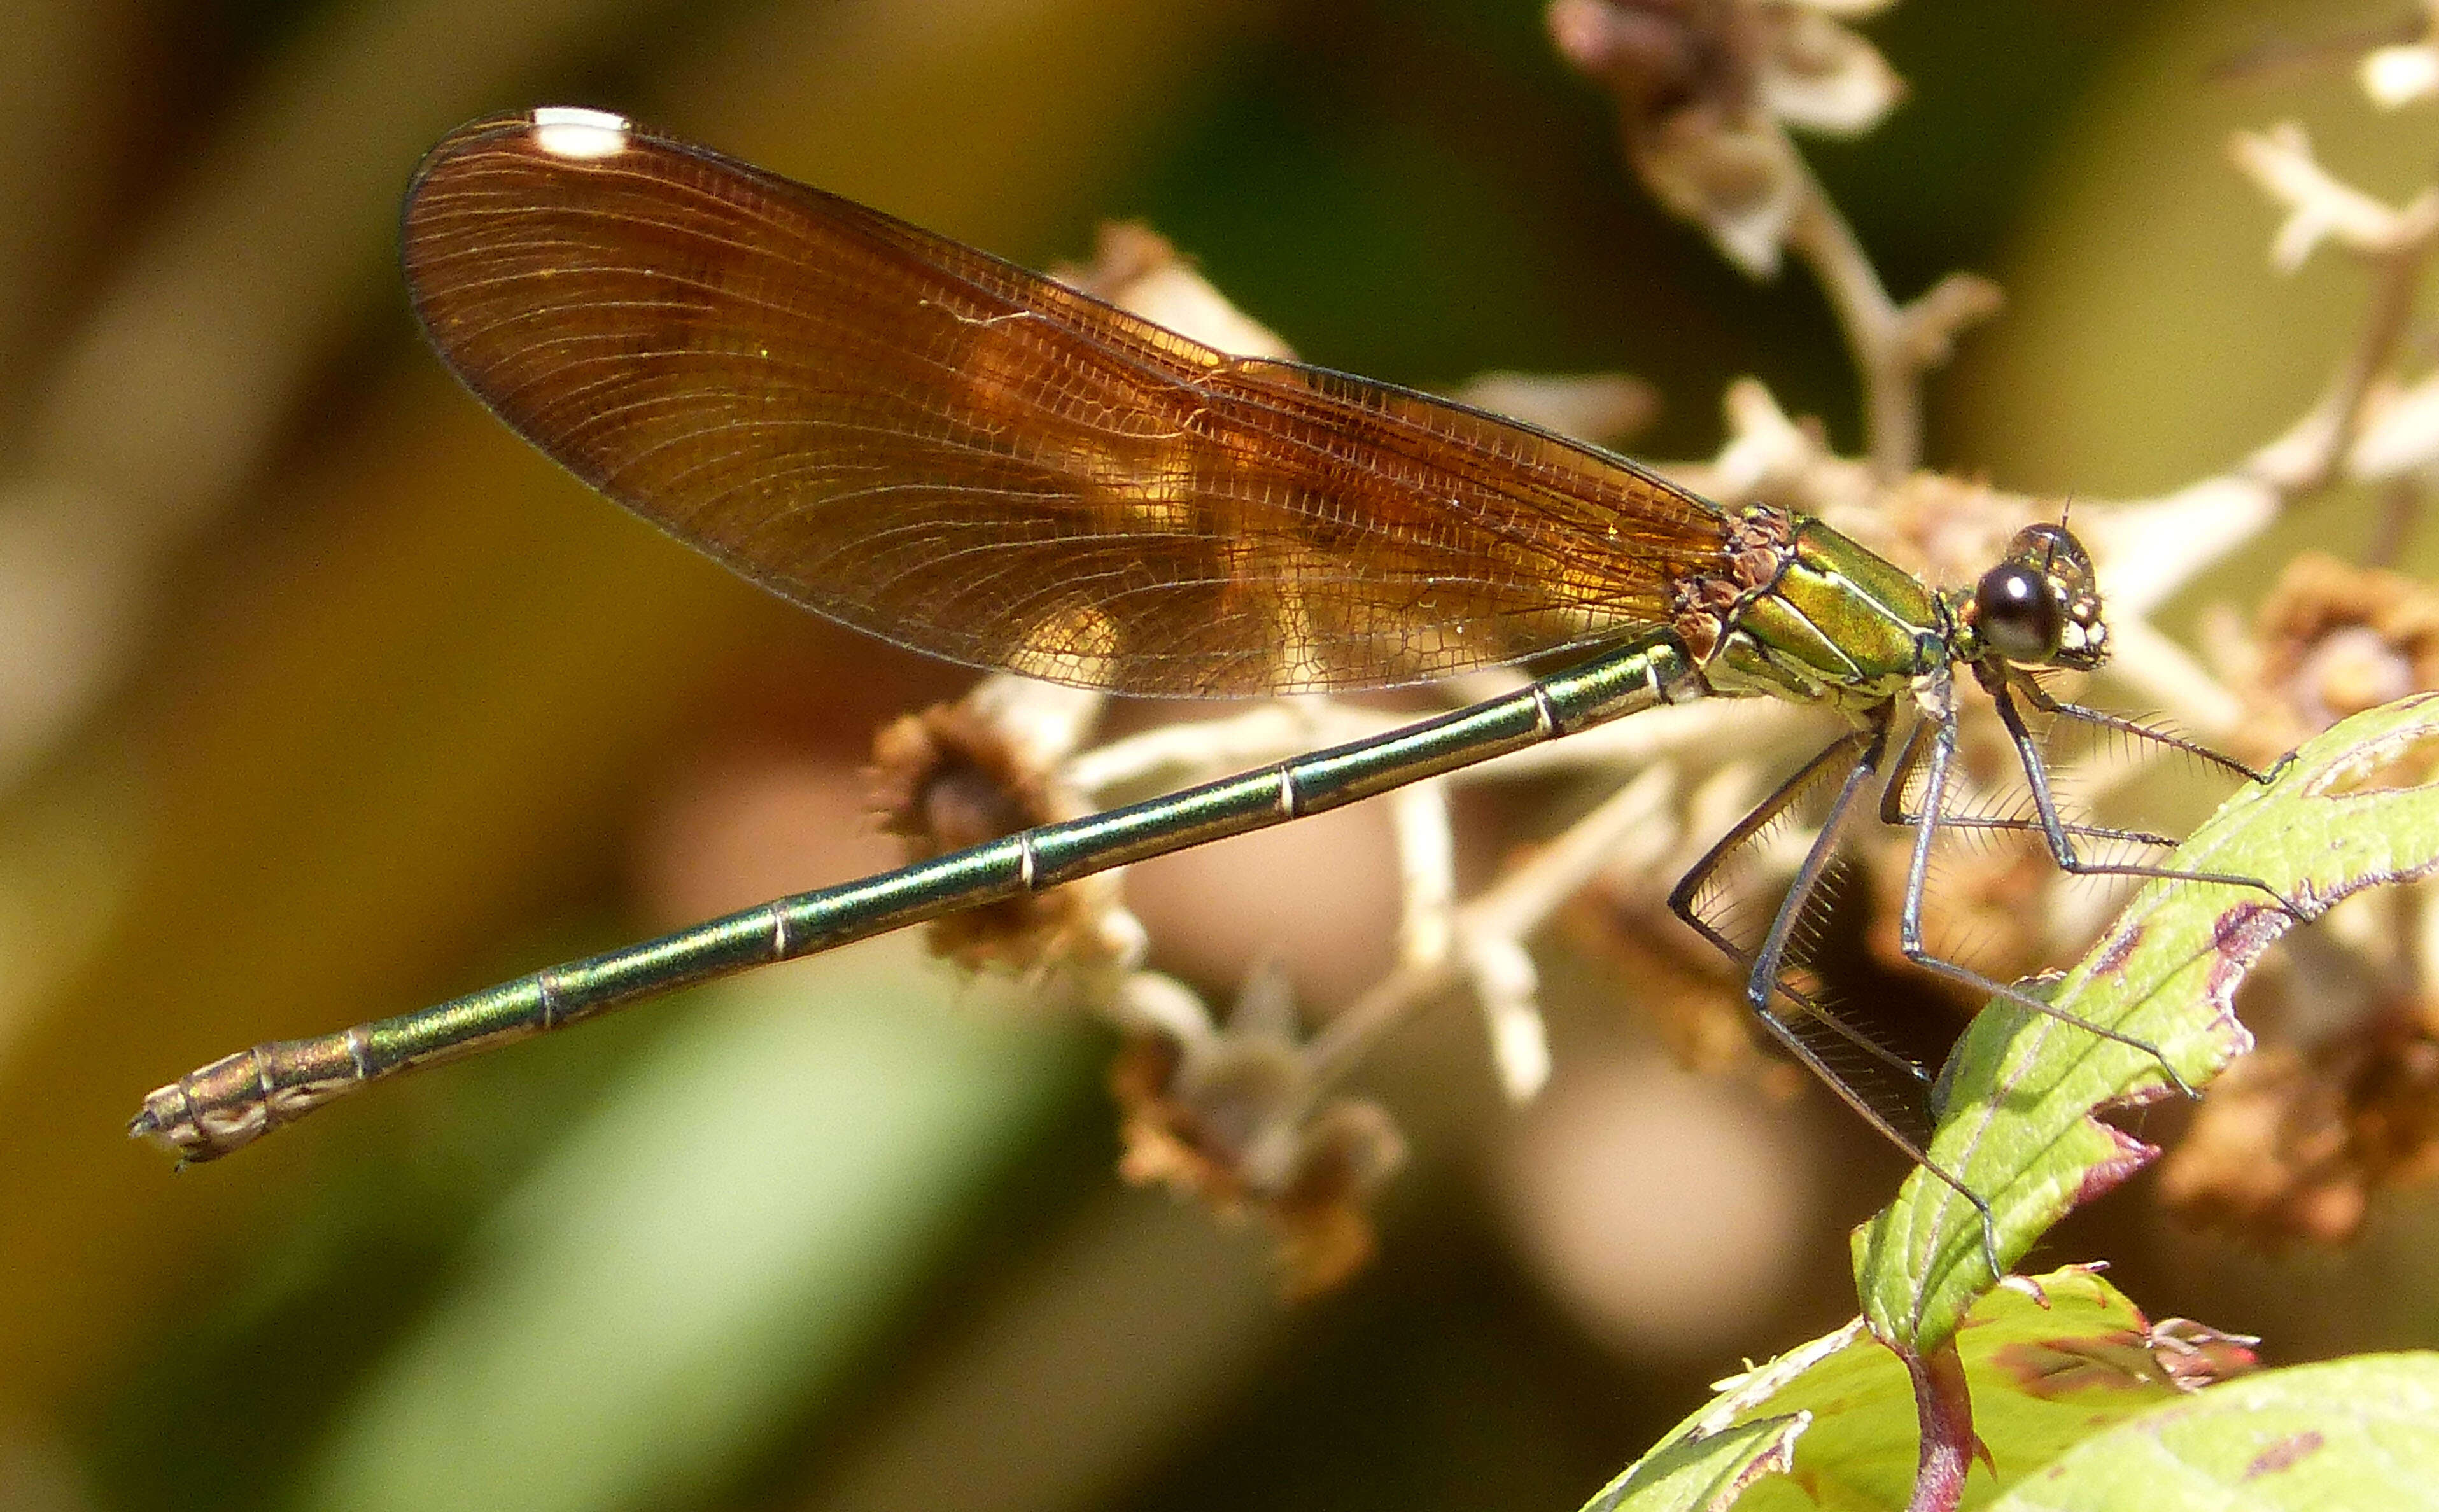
[[1303, 765, 1677, 1088], [1785, 174, 1918, 480], [2250, 235, 2433, 496], [1391, 781, 1456, 969], [2326, 241, 2428, 474], [1063, 701, 1388, 795], [2367, 477, 2422, 568]]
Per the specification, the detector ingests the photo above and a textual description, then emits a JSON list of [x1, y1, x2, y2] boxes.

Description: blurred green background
[[4, 1, 2437, 1509]]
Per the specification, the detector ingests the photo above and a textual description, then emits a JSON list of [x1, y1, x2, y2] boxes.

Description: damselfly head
[[1965, 522, 2108, 672]]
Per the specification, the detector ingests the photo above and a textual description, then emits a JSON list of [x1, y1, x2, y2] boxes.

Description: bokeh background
[[5, 1, 2438, 1509]]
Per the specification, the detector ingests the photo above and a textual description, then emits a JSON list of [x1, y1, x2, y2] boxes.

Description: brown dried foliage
[[869, 700, 1107, 969], [1111, 1026, 1407, 1296], [2163, 997, 2439, 1245], [2235, 552, 2439, 765]]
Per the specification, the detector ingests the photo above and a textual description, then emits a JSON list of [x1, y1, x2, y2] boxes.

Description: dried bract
[[871, 680, 1126, 970], [1109, 969, 1408, 1294], [2363, 42, 2439, 108], [2235, 553, 2439, 765], [2161, 1003, 2439, 1245], [1052, 221, 1295, 360], [2361, 1, 2439, 108], [1549, 0, 1902, 275], [1757, 0, 1904, 135], [2144, 1317, 2261, 1390]]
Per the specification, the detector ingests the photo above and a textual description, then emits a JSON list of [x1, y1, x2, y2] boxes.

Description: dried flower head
[[1548, 0, 1902, 274], [1863, 833, 2053, 1009], [2233, 553, 2439, 766], [2161, 1000, 2439, 1245], [1109, 969, 1407, 1294], [869, 678, 1127, 971], [1564, 879, 1790, 1086], [1824, 467, 2029, 584]]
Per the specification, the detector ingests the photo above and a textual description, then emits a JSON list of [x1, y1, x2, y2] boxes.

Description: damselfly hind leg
[[1666, 717, 2006, 1282], [1666, 730, 1932, 1104]]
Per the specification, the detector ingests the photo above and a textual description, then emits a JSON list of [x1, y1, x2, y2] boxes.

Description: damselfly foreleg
[[1985, 675, 2303, 915]]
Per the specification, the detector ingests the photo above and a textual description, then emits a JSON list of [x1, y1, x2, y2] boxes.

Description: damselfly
[[132, 108, 2284, 1263]]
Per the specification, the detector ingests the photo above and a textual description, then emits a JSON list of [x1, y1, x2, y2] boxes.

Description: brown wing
[[400, 109, 1730, 696]]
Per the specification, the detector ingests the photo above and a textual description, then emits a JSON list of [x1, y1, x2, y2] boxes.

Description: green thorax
[[1692, 510, 1949, 713]]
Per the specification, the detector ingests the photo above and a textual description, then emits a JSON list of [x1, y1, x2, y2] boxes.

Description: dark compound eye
[[2011, 522, 2089, 579], [1974, 561, 2062, 662]]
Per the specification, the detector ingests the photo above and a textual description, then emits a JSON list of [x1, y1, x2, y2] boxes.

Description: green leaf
[[1986, 1353, 2439, 1511], [1580, 1416, 1806, 1512], [1584, 1266, 2222, 1512], [1855, 692, 2439, 1355]]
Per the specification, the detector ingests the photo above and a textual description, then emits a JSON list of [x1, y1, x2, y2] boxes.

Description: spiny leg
[[1987, 676, 2303, 916], [1741, 725, 1891, 1040], [2010, 673, 2286, 786], [1880, 708, 2183, 851], [1666, 728, 1929, 1096], [1667, 720, 2004, 1279], [1892, 697, 2197, 1098]]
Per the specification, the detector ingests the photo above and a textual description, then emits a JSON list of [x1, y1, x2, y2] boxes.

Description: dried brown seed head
[[1550, 0, 1902, 274], [2161, 1002, 2439, 1246], [869, 697, 1120, 970], [2238, 552, 2439, 764], [1863, 827, 2053, 1007], [1564, 875, 1802, 1094], [1109, 972, 1407, 1295]]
